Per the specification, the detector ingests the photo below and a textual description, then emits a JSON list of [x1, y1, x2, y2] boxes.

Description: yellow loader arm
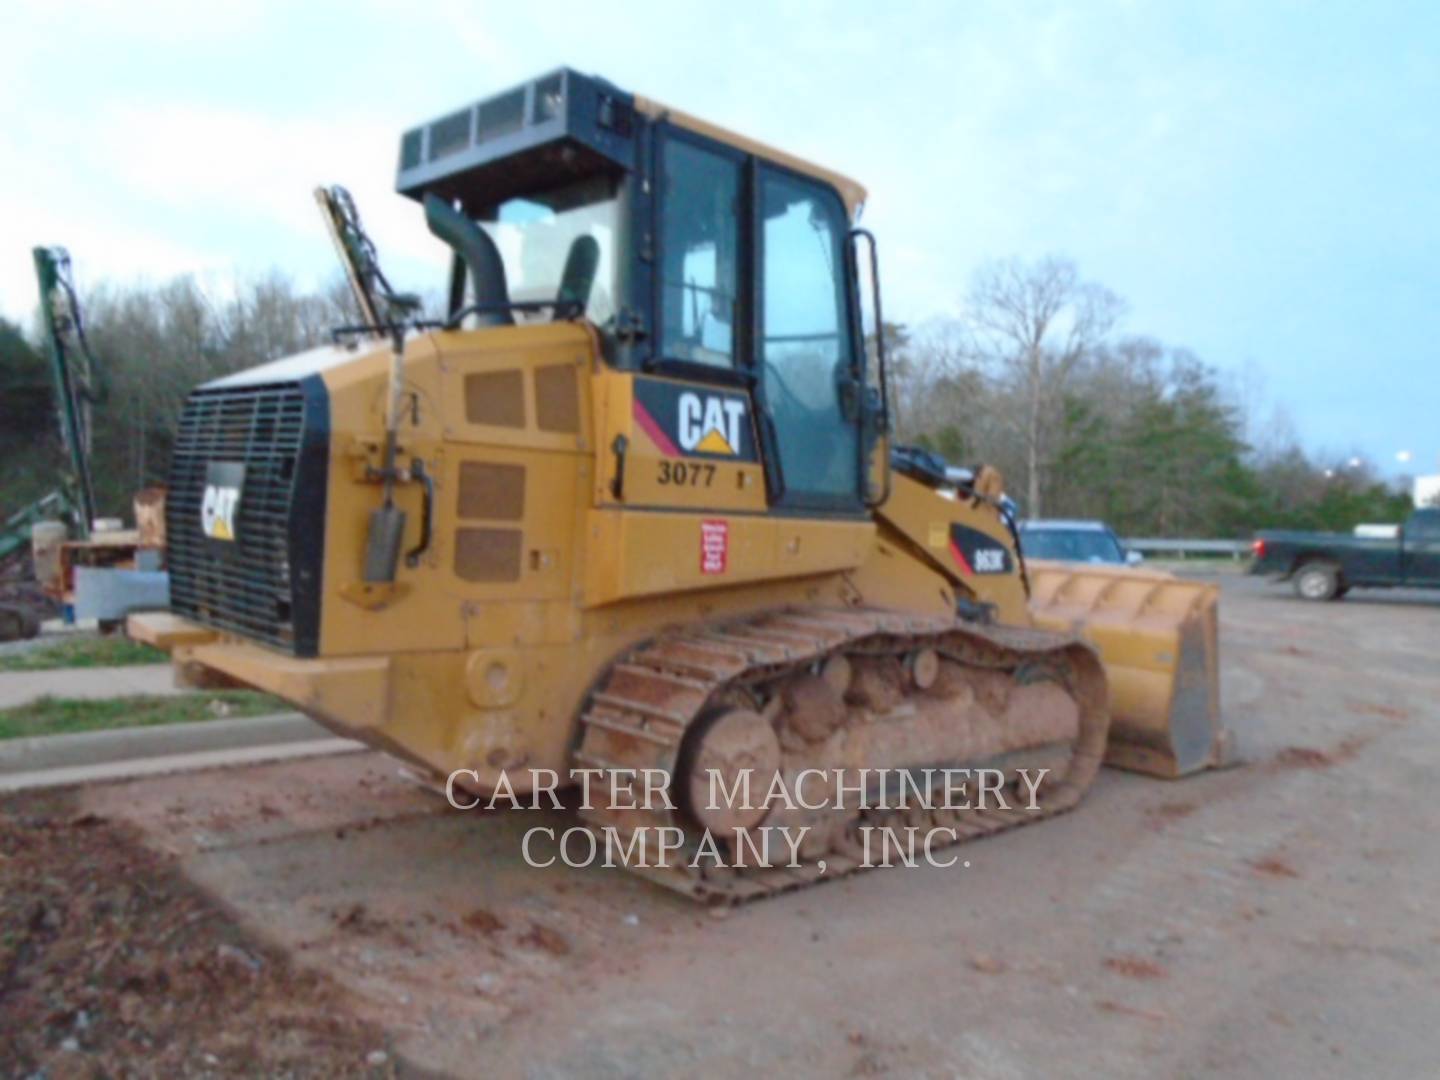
[[873, 472, 1230, 779]]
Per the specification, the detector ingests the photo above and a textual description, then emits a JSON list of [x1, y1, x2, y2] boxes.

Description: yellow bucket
[[1027, 561, 1229, 778]]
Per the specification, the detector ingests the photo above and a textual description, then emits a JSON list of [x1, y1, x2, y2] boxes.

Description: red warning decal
[[700, 519, 729, 575]]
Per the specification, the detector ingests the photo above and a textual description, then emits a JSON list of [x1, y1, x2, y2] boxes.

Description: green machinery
[[0, 250, 107, 640], [31, 247, 99, 538]]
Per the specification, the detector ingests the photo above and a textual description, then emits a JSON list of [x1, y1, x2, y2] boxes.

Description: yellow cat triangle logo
[[695, 428, 736, 455]]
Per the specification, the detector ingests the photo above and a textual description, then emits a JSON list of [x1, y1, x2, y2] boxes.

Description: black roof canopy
[[395, 69, 638, 212]]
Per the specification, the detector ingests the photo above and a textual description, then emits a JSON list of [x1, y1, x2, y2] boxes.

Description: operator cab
[[398, 69, 883, 512]]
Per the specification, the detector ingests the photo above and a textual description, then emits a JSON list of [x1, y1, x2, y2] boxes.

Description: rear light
[[1251, 539, 1266, 558]]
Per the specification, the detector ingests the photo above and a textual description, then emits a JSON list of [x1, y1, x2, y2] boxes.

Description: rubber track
[[575, 606, 1110, 903]]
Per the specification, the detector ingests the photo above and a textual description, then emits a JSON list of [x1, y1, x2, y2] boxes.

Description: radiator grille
[[166, 381, 323, 653]]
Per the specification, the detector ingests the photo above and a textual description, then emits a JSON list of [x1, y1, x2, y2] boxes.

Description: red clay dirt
[[0, 790, 390, 1077], [3, 573, 1439, 1078]]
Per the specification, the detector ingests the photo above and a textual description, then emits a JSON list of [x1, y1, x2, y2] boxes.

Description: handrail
[[850, 227, 891, 509]]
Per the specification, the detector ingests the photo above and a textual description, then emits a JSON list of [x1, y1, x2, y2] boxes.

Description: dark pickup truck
[[1250, 508, 1440, 600]]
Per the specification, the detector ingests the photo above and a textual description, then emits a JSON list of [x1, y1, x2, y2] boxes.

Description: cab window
[[1408, 511, 1440, 541], [659, 139, 741, 368], [759, 169, 860, 506]]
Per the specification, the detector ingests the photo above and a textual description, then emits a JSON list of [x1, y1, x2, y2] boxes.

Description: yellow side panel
[[318, 325, 595, 656], [582, 508, 873, 608], [432, 324, 595, 452], [845, 536, 956, 619], [591, 369, 768, 514], [870, 473, 1029, 625], [444, 447, 580, 602]]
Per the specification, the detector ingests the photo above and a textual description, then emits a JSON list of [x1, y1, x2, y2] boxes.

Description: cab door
[[615, 129, 767, 515], [583, 132, 875, 606], [755, 167, 865, 513]]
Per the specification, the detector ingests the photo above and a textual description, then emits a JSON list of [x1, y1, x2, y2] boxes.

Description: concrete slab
[[0, 738, 363, 793], [0, 711, 329, 774], [0, 663, 182, 708]]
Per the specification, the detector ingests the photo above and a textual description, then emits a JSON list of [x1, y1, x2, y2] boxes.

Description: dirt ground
[[3, 572, 1438, 1078]]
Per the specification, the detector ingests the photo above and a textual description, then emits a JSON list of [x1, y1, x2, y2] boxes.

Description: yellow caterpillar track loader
[[130, 69, 1226, 901]]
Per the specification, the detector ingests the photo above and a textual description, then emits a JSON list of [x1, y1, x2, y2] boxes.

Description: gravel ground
[[2, 573, 1437, 1078]]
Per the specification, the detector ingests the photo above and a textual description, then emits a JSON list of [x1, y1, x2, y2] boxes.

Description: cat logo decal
[[677, 392, 746, 455], [201, 463, 246, 544], [631, 379, 758, 461]]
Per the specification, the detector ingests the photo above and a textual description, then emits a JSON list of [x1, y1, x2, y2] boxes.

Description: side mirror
[[1125, 549, 1145, 566]]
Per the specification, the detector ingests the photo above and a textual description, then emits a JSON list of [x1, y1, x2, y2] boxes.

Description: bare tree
[[962, 256, 1122, 516], [68, 272, 362, 509], [893, 318, 992, 463]]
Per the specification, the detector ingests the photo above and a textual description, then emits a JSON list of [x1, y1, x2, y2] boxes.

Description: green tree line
[[0, 260, 1417, 538], [2, 273, 356, 519], [887, 255, 1414, 537]]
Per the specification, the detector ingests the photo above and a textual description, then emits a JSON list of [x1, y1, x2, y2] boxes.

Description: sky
[[3, 0, 1436, 476]]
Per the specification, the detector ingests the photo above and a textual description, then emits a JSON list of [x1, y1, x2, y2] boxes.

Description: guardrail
[[1124, 538, 1251, 559]]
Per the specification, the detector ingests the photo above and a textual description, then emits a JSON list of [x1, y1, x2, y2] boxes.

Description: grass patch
[[0, 636, 167, 672], [0, 692, 287, 740]]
